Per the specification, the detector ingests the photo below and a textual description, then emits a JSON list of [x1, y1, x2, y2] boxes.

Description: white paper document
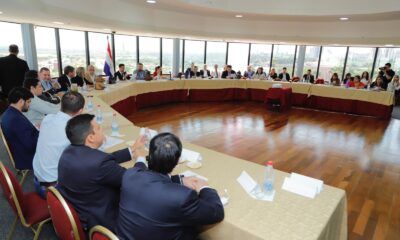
[[180, 148, 202, 163], [281, 173, 324, 199], [237, 171, 275, 201], [180, 170, 208, 181], [101, 136, 124, 150], [140, 128, 158, 138]]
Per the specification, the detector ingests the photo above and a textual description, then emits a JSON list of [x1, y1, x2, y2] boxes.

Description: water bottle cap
[[267, 161, 273, 166]]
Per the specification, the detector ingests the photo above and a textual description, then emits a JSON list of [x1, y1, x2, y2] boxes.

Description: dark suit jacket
[[221, 70, 237, 79], [0, 54, 29, 96], [71, 76, 85, 87], [303, 74, 315, 83], [115, 71, 129, 81], [116, 166, 224, 240], [57, 145, 132, 232], [184, 68, 200, 79], [278, 73, 291, 81], [1, 106, 38, 170], [57, 75, 71, 92], [199, 70, 211, 78]]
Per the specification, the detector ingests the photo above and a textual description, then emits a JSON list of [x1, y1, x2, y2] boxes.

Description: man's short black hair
[[354, 75, 361, 80], [307, 69, 311, 72], [9, 44, 19, 54], [147, 133, 182, 175], [64, 66, 75, 75], [66, 114, 95, 145], [8, 87, 34, 104], [385, 63, 391, 67], [138, 63, 143, 66], [283, 67, 287, 70], [23, 78, 40, 89], [24, 70, 38, 80], [119, 64, 125, 68], [227, 65, 232, 68], [61, 92, 85, 114], [39, 67, 50, 73]]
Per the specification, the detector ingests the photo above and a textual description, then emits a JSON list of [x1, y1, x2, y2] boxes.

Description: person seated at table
[[360, 71, 370, 85], [84, 65, 96, 85], [302, 69, 315, 83], [277, 67, 290, 81], [58, 66, 75, 92], [345, 76, 354, 88], [133, 63, 147, 80], [211, 64, 220, 78], [39, 67, 61, 104], [387, 75, 400, 92], [221, 65, 236, 79], [330, 73, 341, 86], [268, 68, 277, 80], [24, 70, 38, 80], [23, 78, 60, 126], [114, 64, 129, 81], [1, 87, 38, 170], [348, 75, 365, 89], [252, 67, 267, 80], [200, 64, 211, 78], [184, 64, 196, 79], [116, 132, 224, 240], [33, 92, 85, 197], [343, 73, 351, 85], [153, 66, 162, 80], [71, 67, 88, 87], [370, 76, 386, 90], [243, 65, 255, 79]]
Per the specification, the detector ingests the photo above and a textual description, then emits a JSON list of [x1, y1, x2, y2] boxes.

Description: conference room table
[[83, 80, 348, 240]]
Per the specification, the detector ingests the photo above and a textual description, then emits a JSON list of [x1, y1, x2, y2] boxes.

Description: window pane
[[206, 41, 226, 72], [89, 32, 111, 75], [162, 38, 173, 74], [59, 29, 86, 70], [271, 45, 296, 75], [318, 47, 347, 80], [227, 43, 249, 73], [115, 34, 137, 74], [184, 40, 205, 70], [295, 45, 320, 77], [34, 26, 59, 77], [346, 47, 375, 77], [0, 22, 24, 59], [249, 43, 272, 70], [372, 48, 400, 80], [139, 37, 160, 73], [180, 39, 183, 72]]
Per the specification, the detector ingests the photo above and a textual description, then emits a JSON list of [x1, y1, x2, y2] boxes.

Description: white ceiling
[[0, 0, 399, 46]]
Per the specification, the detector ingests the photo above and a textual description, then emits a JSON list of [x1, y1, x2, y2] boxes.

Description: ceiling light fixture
[[235, 15, 243, 18], [385, 44, 394, 47], [0, 11, 3, 14], [339, 17, 349, 21], [103, 28, 111, 31], [146, 0, 157, 3], [53, 21, 64, 25]]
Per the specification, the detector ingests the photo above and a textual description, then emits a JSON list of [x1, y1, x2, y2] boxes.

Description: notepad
[[101, 136, 124, 150], [281, 173, 324, 199], [140, 128, 158, 139], [180, 148, 202, 163], [180, 170, 208, 181], [237, 171, 275, 201]]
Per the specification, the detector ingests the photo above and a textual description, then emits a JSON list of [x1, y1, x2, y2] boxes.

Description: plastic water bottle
[[262, 161, 275, 196], [96, 105, 103, 124], [111, 113, 119, 135], [367, 83, 371, 90], [87, 97, 94, 112]]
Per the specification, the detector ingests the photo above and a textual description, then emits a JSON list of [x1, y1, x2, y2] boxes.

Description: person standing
[[0, 44, 29, 97]]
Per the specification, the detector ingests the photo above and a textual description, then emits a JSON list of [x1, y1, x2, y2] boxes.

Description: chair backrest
[[0, 162, 27, 223], [292, 76, 300, 82], [90, 225, 119, 240], [47, 187, 86, 240], [316, 78, 325, 84], [0, 127, 17, 169]]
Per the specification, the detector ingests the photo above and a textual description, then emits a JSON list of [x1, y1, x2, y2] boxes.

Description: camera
[[379, 66, 387, 71]]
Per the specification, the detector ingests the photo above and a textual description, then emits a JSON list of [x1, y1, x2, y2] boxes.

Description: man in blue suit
[[117, 133, 225, 240], [1, 87, 38, 170]]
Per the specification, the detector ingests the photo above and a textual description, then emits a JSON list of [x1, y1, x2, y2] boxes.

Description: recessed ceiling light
[[0, 11, 3, 14], [146, 0, 156, 3], [53, 21, 64, 25], [103, 28, 111, 31], [339, 17, 349, 21], [385, 44, 394, 47], [235, 15, 243, 18]]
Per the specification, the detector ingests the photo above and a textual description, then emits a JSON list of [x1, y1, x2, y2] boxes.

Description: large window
[[34, 26, 59, 77], [271, 45, 296, 75], [249, 44, 272, 70], [89, 32, 111, 75], [227, 42, 249, 73], [346, 47, 375, 77], [114, 34, 137, 74], [206, 41, 227, 71], [318, 47, 347, 80], [372, 48, 400, 80], [184, 40, 205, 70], [162, 38, 173, 73], [0, 22, 24, 59], [139, 36, 160, 72], [59, 29, 86, 71], [295, 45, 320, 77]]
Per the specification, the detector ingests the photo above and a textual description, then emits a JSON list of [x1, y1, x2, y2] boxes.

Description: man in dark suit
[[199, 64, 211, 78], [114, 64, 129, 80], [117, 133, 224, 240], [1, 87, 38, 170], [302, 69, 315, 83], [278, 67, 291, 81], [57, 65, 76, 92], [0, 45, 29, 97], [221, 65, 237, 79]]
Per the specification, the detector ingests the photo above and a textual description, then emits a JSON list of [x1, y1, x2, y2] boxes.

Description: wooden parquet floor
[[127, 101, 400, 240]]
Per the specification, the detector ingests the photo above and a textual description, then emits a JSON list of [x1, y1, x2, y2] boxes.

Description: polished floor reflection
[[128, 102, 400, 240]]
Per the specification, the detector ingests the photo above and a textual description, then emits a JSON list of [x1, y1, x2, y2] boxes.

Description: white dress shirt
[[24, 95, 60, 126], [33, 111, 71, 182]]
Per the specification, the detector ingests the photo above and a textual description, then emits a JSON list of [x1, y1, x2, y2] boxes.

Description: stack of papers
[[237, 171, 275, 201], [180, 148, 202, 163], [100, 136, 125, 150], [139, 128, 158, 139], [180, 170, 208, 181], [281, 173, 323, 199], [272, 83, 282, 88]]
